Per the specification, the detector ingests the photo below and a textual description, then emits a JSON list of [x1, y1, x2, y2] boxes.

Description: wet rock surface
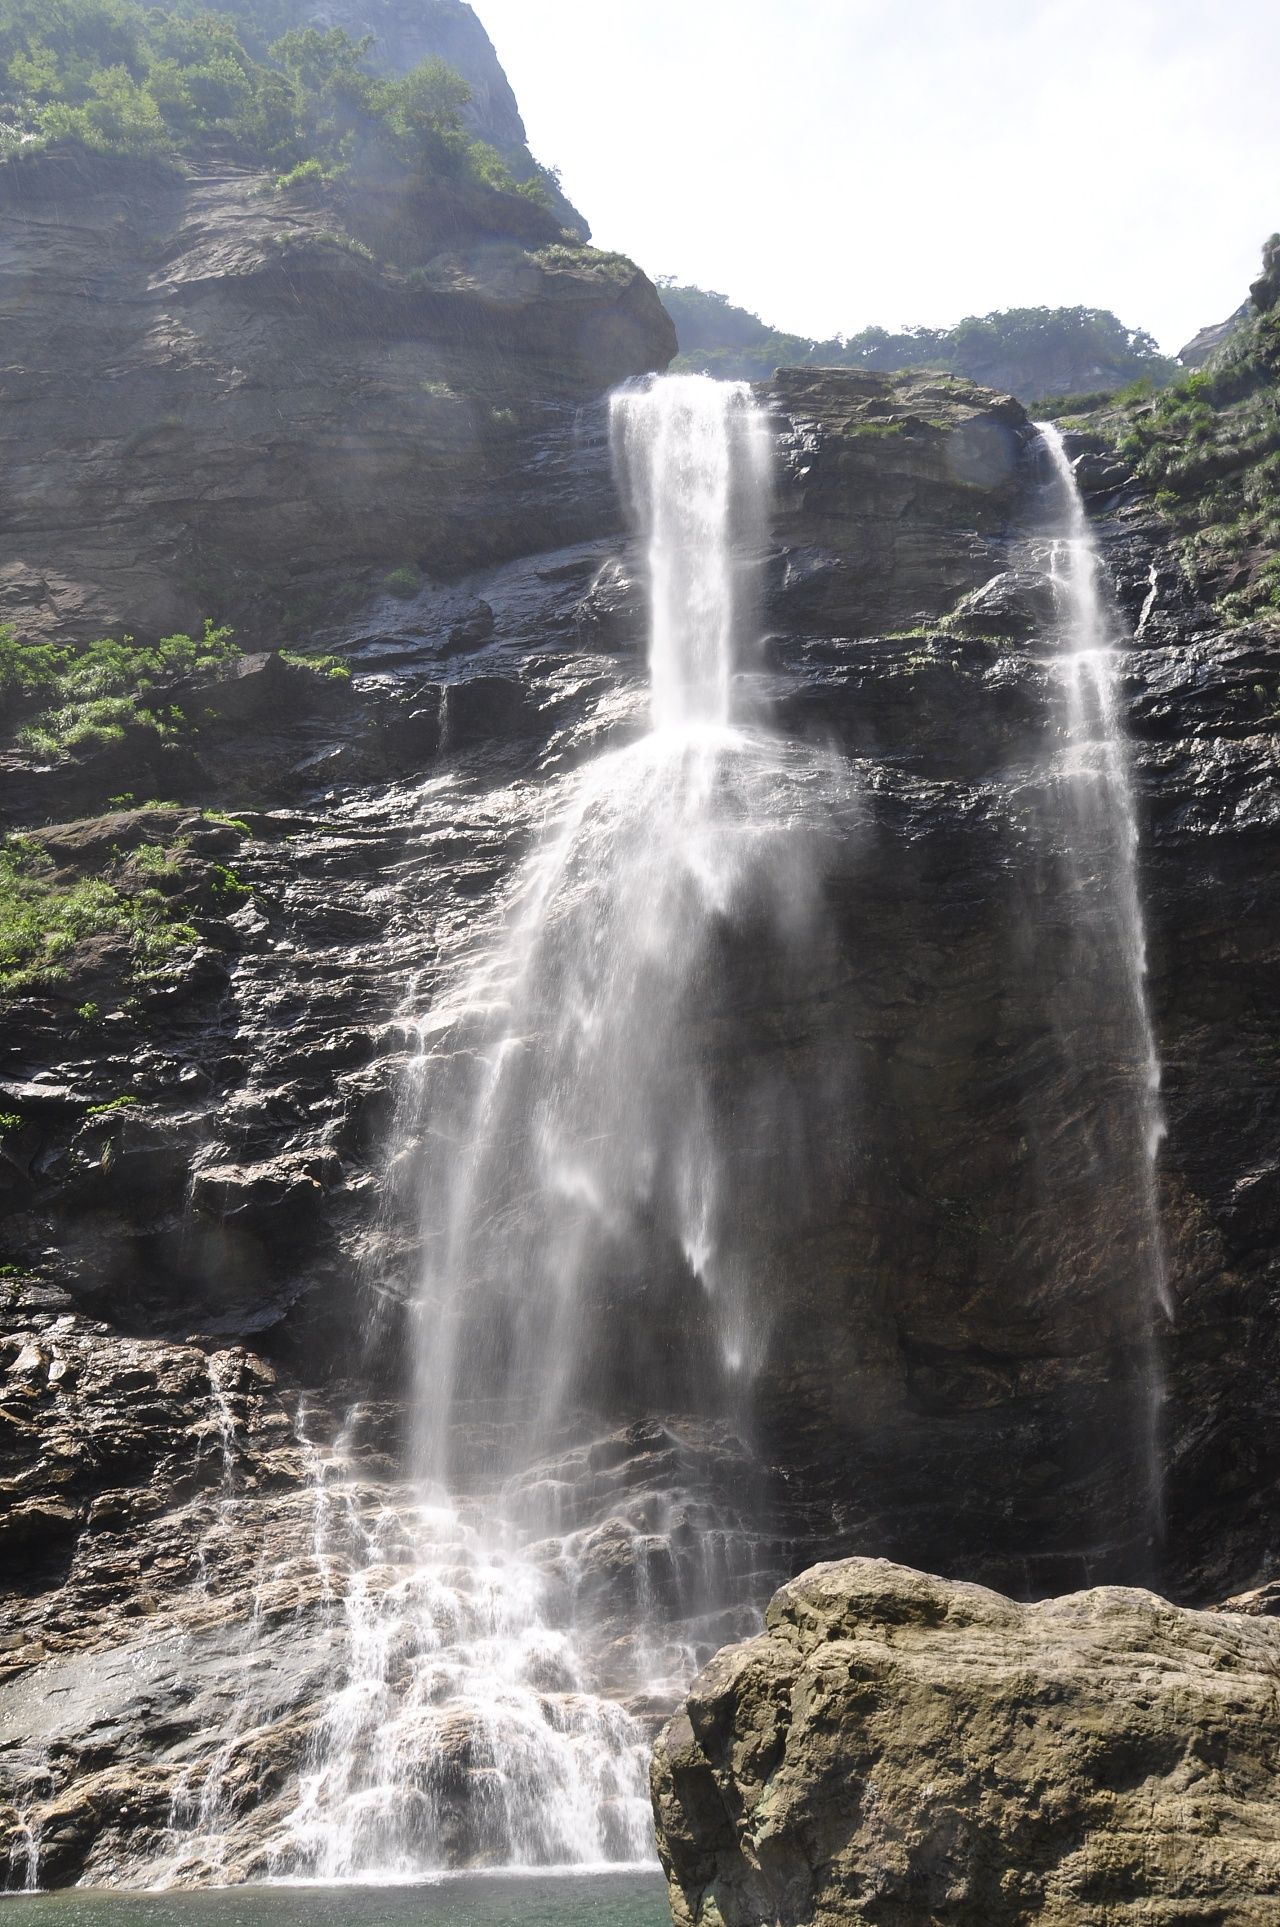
[[0, 363, 1277, 1883], [651, 1556, 1280, 1927]]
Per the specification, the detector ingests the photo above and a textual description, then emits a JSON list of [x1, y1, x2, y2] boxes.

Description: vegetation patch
[[1106, 250, 1280, 626], [847, 420, 909, 441], [0, 0, 552, 221], [383, 566, 422, 600], [279, 648, 350, 680], [0, 620, 240, 759], [0, 832, 199, 998], [536, 244, 636, 284]]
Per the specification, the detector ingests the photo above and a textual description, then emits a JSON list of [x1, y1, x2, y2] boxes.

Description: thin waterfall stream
[[1036, 422, 1169, 1321], [1034, 421, 1171, 1551]]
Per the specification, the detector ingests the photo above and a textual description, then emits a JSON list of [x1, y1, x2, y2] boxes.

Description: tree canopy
[[0, 0, 535, 195], [660, 281, 1177, 398]]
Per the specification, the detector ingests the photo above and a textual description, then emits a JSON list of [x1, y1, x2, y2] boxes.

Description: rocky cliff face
[[0, 149, 665, 647], [275, 0, 589, 234], [0, 171, 1278, 1886], [652, 1558, 1280, 1926]]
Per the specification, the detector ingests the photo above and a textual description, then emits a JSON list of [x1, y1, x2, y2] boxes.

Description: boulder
[[942, 568, 1057, 639], [652, 1557, 1280, 1926]]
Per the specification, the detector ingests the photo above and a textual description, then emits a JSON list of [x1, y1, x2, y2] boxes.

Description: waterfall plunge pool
[[0, 1872, 669, 1927]]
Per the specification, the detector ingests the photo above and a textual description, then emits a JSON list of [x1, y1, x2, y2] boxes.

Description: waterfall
[[269, 374, 850, 1879], [1032, 423, 1170, 1558], [1035, 422, 1169, 1325], [611, 375, 772, 729]]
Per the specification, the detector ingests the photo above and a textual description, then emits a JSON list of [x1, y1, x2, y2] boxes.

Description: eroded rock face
[[301, 0, 589, 234], [652, 1557, 1280, 1927], [0, 151, 672, 645]]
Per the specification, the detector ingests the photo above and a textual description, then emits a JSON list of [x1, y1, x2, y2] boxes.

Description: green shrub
[[383, 566, 421, 599], [128, 841, 183, 879], [209, 863, 250, 901], [537, 244, 635, 282], [280, 649, 350, 679], [7, 620, 241, 758], [0, 625, 71, 699], [0, 833, 198, 997], [273, 155, 331, 190]]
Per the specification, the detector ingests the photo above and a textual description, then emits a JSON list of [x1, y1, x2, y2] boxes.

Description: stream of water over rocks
[[167, 375, 853, 1883]]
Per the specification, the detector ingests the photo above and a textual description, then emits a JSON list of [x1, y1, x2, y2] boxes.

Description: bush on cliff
[[0, 0, 532, 202], [0, 832, 198, 998], [0, 620, 241, 757], [1113, 245, 1280, 625]]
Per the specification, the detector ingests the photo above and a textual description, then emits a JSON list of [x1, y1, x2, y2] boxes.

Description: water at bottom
[[0, 1872, 668, 1927]]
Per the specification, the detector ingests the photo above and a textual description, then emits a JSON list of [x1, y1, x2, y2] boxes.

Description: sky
[[474, 0, 1280, 353]]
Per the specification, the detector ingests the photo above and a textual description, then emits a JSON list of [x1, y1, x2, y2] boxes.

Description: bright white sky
[[475, 0, 1280, 353]]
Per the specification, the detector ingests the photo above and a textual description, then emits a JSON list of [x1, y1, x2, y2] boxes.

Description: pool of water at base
[[0, 1872, 670, 1927]]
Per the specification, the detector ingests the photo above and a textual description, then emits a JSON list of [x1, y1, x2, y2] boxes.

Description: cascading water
[[1034, 421, 1170, 1543], [1036, 423, 1169, 1319], [269, 375, 850, 1879]]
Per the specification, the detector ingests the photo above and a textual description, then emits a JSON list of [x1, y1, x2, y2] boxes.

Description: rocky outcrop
[[768, 368, 1032, 631], [652, 1557, 1280, 1926], [1177, 302, 1251, 368], [0, 150, 672, 646]]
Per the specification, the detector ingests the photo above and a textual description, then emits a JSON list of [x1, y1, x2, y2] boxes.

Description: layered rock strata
[[0, 151, 672, 646]]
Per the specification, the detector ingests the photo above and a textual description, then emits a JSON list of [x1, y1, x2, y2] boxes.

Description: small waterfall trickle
[[1033, 421, 1171, 1550], [269, 374, 852, 1878]]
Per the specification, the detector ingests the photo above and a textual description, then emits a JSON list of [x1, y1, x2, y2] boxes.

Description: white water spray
[[1036, 421, 1171, 1333], [267, 375, 848, 1878]]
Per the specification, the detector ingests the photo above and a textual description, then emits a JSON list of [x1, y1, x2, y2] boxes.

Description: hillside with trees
[[0, 0, 561, 209], [661, 280, 1178, 401]]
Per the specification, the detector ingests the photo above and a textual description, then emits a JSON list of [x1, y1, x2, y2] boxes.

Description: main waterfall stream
[[0, 377, 1187, 1906], [253, 375, 851, 1881], [1033, 422, 1170, 1548]]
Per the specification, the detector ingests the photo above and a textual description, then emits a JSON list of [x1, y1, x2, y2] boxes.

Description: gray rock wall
[[0, 152, 668, 647]]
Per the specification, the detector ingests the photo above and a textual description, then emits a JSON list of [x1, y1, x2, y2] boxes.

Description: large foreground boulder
[[651, 1558, 1280, 1926]]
